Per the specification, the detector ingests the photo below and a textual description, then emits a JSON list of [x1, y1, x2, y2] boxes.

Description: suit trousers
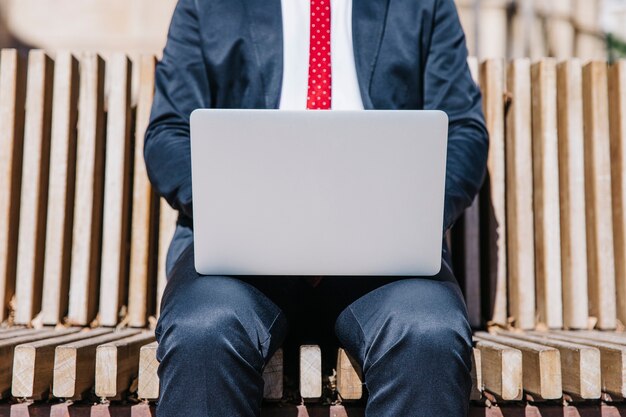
[[155, 244, 473, 417]]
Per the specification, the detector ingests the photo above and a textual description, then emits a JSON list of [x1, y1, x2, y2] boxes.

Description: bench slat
[[470, 347, 482, 400], [95, 331, 155, 399], [156, 199, 178, 314], [41, 51, 79, 325], [0, 49, 26, 323], [553, 330, 626, 346], [609, 60, 626, 326], [137, 341, 159, 400], [67, 53, 106, 325], [501, 331, 601, 399], [0, 328, 81, 398], [128, 55, 158, 328], [300, 344, 322, 399], [473, 338, 523, 401], [336, 348, 362, 400], [12, 328, 112, 399], [99, 54, 133, 327], [53, 328, 140, 399], [582, 61, 617, 330], [14, 50, 54, 325], [480, 59, 508, 327], [531, 58, 563, 329], [556, 59, 590, 330], [263, 348, 284, 400], [541, 331, 626, 399], [475, 331, 562, 400], [506, 59, 536, 329], [0, 328, 44, 340]]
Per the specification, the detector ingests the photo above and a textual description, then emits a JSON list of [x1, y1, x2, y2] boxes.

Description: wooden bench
[[1, 48, 626, 415]]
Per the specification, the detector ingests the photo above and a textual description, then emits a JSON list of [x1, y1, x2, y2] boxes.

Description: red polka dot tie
[[307, 0, 331, 110]]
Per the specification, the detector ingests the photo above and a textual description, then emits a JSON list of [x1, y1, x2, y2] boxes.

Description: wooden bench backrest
[[0, 49, 176, 328], [0, 49, 625, 331], [462, 58, 626, 331]]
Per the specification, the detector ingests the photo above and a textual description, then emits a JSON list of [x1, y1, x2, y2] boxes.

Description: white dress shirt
[[279, 0, 364, 110]]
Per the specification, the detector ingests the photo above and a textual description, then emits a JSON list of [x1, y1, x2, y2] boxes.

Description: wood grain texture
[[14, 50, 54, 325], [53, 329, 140, 399], [553, 330, 626, 345], [480, 59, 507, 327], [0, 49, 26, 322], [12, 328, 112, 399], [263, 348, 283, 400], [501, 331, 601, 399], [609, 60, 626, 326], [505, 59, 536, 329], [299, 345, 321, 399], [582, 61, 617, 330], [99, 53, 133, 327], [475, 331, 562, 399], [0, 328, 80, 398], [336, 348, 362, 400], [156, 199, 177, 314], [531, 59, 563, 329], [128, 55, 158, 328], [67, 53, 106, 326], [541, 331, 626, 398], [473, 338, 523, 401], [41, 51, 79, 325], [0, 328, 45, 340], [95, 331, 155, 399], [137, 341, 159, 400], [0, 327, 25, 333], [556, 59, 590, 330]]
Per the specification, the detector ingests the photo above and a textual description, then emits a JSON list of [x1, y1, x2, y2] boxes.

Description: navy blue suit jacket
[[145, 0, 489, 272]]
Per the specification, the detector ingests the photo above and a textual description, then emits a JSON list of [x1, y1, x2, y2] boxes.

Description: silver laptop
[[189, 109, 448, 276]]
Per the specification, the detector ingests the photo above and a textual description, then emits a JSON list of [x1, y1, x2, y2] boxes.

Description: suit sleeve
[[144, 0, 211, 221], [423, 0, 489, 231]]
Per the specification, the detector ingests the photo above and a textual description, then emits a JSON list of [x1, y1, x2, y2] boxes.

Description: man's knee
[[155, 296, 274, 377], [336, 278, 472, 371], [157, 296, 245, 356], [156, 272, 287, 366]]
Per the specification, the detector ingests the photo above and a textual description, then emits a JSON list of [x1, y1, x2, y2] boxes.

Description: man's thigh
[[161, 243, 305, 317], [157, 244, 303, 362]]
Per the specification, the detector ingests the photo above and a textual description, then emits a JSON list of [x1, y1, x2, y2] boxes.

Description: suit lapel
[[352, 0, 391, 109], [245, 0, 283, 109]]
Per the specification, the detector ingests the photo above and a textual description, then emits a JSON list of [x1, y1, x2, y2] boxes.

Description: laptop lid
[[190, 109, 448, 276]]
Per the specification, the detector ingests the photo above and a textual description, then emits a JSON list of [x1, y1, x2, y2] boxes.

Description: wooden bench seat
[[0, 326, 623, 409], [0, 326, 617, 404], [1, 48, 626, 412]]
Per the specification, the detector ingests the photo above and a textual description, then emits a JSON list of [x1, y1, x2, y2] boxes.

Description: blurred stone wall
[[455, 0, 626, 60], [0, 0, 621, 60], [0, 0, 176, 54]]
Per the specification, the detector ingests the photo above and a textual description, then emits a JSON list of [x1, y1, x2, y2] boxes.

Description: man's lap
[[159, 235, 467, 352]]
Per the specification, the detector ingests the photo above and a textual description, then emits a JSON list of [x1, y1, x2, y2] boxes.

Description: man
[[145, 0, 488, 416]]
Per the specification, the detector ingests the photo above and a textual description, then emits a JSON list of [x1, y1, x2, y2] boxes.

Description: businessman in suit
[[145, 0, 488, 415]]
